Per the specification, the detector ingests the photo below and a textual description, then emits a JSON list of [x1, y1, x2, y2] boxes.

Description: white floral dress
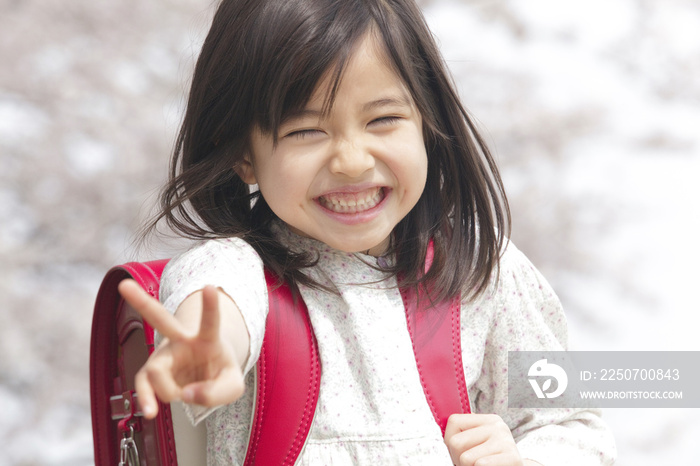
[[160, 226, 616, 465]]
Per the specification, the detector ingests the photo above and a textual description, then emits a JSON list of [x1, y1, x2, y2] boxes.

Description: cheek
[[256, 160, 309, 207], [394, 139, 428, 183], [405, 146, 429, 202]]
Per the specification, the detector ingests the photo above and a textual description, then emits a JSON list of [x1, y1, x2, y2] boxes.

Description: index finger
[[118, 279, 187, 341]]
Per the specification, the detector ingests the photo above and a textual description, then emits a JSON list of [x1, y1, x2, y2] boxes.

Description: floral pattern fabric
[[160, 226, 616, 465]]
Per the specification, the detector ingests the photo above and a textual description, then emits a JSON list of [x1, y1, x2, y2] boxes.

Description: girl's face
[[238, 34, 428, 256]]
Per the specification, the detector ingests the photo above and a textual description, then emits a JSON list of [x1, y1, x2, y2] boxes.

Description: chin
[[334, 237, 388, 256]]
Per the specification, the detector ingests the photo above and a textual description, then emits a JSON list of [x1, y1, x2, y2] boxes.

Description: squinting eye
[[370, 116, 401, 127], [285, 129, 323, 140]]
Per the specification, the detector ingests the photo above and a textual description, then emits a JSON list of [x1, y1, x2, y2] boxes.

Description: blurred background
[[1, 0, 698, 463]]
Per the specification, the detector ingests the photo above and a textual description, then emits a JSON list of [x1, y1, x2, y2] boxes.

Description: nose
[[327, 138, 375, 178]]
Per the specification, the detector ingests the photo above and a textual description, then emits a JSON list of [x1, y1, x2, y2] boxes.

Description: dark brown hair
[[151, 0, 510, 301]]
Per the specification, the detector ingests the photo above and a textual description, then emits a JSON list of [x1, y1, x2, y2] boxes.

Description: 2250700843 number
[[599, 368, 680, 381]]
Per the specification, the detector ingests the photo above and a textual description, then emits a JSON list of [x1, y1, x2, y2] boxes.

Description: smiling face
[[236, 33, 428, 256]]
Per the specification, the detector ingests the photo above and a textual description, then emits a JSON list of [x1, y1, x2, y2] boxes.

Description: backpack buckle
[[110, 391, 144, 420]]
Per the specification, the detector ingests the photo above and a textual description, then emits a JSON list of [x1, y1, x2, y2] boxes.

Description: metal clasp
[[119, 425, 141, 466]]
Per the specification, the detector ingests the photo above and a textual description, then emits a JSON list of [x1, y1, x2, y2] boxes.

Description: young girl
[[119, 0, 616, 464]]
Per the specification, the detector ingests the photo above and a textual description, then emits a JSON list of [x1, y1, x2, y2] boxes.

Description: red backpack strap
[[400, 241, 471, 434], [401, 288, 470, 434], [90, 259, 177, 466], [243, 270, 321, 466]]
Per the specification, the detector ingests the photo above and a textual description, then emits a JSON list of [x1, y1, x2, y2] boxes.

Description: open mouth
[[317, 187, 387, 214]]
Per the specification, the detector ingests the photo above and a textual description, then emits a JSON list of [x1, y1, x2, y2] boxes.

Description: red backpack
[[90, 259, 470, 465]]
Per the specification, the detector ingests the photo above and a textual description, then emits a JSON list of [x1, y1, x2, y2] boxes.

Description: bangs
[[245, 0, 446, 147], [249, 1, 373, 139]]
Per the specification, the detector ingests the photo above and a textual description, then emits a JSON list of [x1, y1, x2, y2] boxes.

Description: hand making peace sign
[[117, 280, 250, 419]]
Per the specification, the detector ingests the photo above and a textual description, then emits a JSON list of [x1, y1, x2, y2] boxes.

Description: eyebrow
[[282, 95, 413, 124], [361, 95, 412, 113]]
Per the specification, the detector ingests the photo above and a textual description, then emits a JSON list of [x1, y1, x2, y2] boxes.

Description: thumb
[[444, 413, 473, 440], [181, 366, 246, 407]]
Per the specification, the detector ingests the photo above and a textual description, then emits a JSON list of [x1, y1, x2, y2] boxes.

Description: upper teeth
[[320, 188, 383, 213]]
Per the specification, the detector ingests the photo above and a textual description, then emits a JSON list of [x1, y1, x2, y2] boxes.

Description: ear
[[234, 154, 257, 185]]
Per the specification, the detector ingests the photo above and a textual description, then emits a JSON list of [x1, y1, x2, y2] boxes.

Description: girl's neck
[[280, 220, 390, 257], [274, 219, 390, 257]]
